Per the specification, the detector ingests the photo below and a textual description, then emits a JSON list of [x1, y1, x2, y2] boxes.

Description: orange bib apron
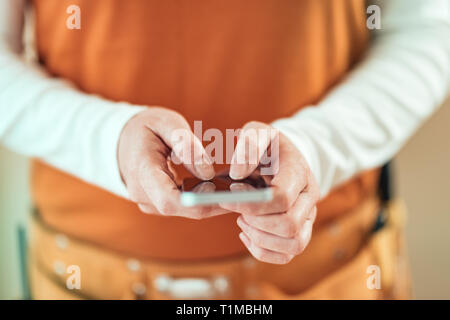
[[26, 0, 408, 300]]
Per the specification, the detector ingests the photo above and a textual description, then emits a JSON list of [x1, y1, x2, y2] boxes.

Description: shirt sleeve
[[0, 0, 145, 199], [272, 0, 450, 198]]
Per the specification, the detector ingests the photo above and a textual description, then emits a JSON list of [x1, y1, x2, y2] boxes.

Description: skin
[[222, 121, 321, 264], [118, 107, 228, 220], [118, 109, 320, 264]]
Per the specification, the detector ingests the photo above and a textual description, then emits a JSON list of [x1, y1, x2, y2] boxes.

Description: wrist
[[108, 103, 147, 198], [272, 119, 322, 197]]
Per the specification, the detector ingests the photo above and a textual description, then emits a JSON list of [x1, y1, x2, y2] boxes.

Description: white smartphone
[[181, 174, 273, 207]]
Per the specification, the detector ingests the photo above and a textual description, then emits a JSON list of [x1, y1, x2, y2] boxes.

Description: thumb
[[148, 109, 215, 180], [229, 122, 277, 180]]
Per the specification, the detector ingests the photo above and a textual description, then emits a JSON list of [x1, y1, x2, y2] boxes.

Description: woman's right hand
[[118, 107, 227, 219]]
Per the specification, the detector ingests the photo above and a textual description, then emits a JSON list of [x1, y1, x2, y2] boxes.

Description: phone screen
[[181, 174, 272, 206], [182, 174, 268, 193]]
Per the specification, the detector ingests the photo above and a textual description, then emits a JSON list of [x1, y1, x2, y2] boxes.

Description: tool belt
[[28, 194, 410, 300]]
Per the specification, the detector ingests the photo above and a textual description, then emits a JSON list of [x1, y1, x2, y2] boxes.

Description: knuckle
[[253, 247, 267, 261], [190, 208, 210, 220], [161, 110, 189, 131], [251, 233, 264, 247], [291, 240, 305, 255], [279, 193, 291, 212], [137, 204, 151, 214], [158, 200, 176, 216], [285, 224, 298, 238], [242, 215, 255, 225], [282, 255, 294, 264], [128, 191, 141, 204], [243, 121, 262, 130], [190, 213, 204, 220], [167, 109, 186, 123], [282, 216, 298, 238]]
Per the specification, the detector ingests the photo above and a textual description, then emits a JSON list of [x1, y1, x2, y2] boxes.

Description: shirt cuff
[[100, 103, 146, 199], [272, 117, 322, 195]]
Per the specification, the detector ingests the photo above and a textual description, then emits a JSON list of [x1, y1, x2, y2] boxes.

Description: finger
[[219, 186, 288, 215], [229, 182, 255, 192], [127, 177, 152, 204], [170, 130, 215, 180], [239, 232, 293, 265], [192, 181, 216, 193], [219, 185, 301, 216], [237, 216, 307, 255], [222, 137, 308, 215], [229, 121, 277, 180], [167, 160, 183, 185], [241, 190, 318, 237], [137, 203, 158, 215], [308, 206, 317, 224], [128, 158, 176, 205], [147, 108, 215, 180]]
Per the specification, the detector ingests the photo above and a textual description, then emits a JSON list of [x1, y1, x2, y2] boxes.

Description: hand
[[118, 107, 228, 219], [221, 121, 320, 264]]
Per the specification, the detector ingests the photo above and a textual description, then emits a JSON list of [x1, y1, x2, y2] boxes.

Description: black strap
[[378, 162, 393, 204], [372, 162, 393, 232]]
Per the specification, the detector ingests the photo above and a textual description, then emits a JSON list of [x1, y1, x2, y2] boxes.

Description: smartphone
[[181, 174, 273, 207]]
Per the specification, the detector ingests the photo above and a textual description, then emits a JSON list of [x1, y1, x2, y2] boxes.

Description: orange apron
[[29, 196, 411, 299], [31, 0, 379, 261]]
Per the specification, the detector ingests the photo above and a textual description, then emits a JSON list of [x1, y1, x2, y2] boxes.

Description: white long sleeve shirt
[[0, 0, 449, 199]]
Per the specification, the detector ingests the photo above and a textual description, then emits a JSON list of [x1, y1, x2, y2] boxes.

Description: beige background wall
[[0, 149, 30, 299], [396, 97, 450, 299], [0, 99, 449, 299]]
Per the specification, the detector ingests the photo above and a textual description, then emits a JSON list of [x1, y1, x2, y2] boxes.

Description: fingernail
[[229, 165, 247, 180], [229, 173, 243, 180], [236, 216, 243, 228], [196, 163, 215, 180], [230, 183, 246, 192]]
